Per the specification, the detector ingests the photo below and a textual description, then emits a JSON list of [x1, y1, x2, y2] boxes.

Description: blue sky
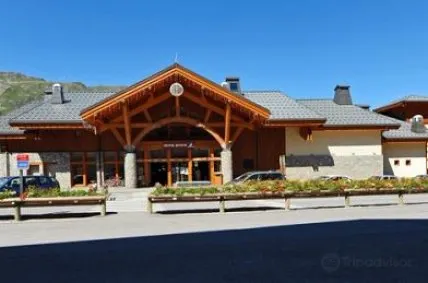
[[0, 0, 427, 107]]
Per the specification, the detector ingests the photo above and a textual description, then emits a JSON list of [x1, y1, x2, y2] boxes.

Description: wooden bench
[[0, 196, 107, 221]]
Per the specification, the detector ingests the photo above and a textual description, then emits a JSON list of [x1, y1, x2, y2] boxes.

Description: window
[[406, 160, 411, 166], [70, 152, 97, 187], [103, 151, 124, 184], [39, 177, 50, 186], [243, 159, 254, 170], [24, 177, 38, 187], [27, 164, 40, 176], [394, 160, 400, 166], [247, 174, 260, 181]]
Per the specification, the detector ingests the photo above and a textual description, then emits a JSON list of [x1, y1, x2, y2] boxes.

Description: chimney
[[411, 115, 426, 133], [51, 83, 64, 104], [225, 77, 241, 94], [334, 85, 353, 105]]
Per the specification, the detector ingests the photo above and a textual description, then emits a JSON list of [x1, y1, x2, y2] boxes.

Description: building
[[0, 64, 427, 188]]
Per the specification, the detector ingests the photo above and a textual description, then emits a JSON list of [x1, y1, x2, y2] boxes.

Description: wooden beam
[[111, 128, 126, 147], [225, 103, 231, 144], [231, 127, 244, 144], [122, 102, 132, 146], [204, 109, 212, 123], [101, 123, 149, 131], [175, 96, 180, 117], [187, 148, 192, 182], [207, 122, 252, 128], [209, 148, 215, 184], [184, 92, 253, 127], [143, 110, 152, 122], [167, 149, 172, 187]]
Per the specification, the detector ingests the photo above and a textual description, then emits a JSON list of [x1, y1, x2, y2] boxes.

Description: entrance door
[[150, 162, 167, 186]]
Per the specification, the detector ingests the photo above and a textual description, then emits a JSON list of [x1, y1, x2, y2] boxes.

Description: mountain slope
[[0, 72, 124, 115]]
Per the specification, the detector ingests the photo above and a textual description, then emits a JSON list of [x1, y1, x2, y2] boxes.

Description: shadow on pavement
[[158, 206, 281, 214], [0, 212, 117, 221], [0, 219, 427, 282]]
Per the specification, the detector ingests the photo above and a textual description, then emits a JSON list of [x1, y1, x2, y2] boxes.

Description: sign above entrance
[[169, 82, 184, 97], [163, 141, 193, 148]]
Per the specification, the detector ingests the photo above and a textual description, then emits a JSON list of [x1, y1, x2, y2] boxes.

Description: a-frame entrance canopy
[[80, 63, 271, 149]]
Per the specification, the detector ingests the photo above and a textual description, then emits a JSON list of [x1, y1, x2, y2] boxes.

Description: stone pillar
[[96, 152, 103, 189], [124, 151, 137, 188], [221, 148, 233, 184]]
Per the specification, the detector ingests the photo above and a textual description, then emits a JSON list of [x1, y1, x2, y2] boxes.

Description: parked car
[[316, 175, 352, 181], [228, 171, 286, 184], [0, 176, 60, 195], [369, 175, 398, 180], [415, 175, 428, 180]]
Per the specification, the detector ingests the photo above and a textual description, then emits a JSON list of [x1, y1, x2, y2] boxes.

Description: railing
[[147, 188, 428, 214], [0, 196, 107, 221]]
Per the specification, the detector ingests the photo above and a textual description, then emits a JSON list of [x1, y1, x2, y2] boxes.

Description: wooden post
[[100, 201, 107, 216], [143, 149, 150, 186], [225, 103, 231, 144], [284, 198, 291, 210], [175, 97, 180, 117], [219, 198, 225, 213], [398, 192, 405, 205], [14, 203, 21, 221], [121, 101, 132, 146], [167, 149, 172, 187], [147, 199, 153, 214], [209, 148, 215, 184], [187, 148, 192, 182], [344, 194, 351, 207], [83, 153, 87, 186]]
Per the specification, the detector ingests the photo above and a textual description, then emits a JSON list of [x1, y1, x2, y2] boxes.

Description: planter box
[[0, 196, 107, 221]]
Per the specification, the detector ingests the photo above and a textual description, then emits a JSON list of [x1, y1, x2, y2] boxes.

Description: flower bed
[[151, 179, 428, 198]]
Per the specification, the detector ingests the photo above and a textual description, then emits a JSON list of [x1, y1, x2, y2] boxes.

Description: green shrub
[[150, 178, 428, 196], [0, 190, 16, 200]]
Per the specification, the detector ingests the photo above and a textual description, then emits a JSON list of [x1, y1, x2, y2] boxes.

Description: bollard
[[398, 192, 405, 206], [14, 204, 21, 221], [100, 201, 107, 216], [284, 198, 291, 211], [147, 199, 153, 214], [344, 194, 351, 208], [219, 199, 225, 213]]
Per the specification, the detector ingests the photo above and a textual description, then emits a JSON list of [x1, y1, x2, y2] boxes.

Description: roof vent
[[411, 115, 426, 133], [225, 77, 241, 95], [334, 85, 353, 105], [51, 83, 64, 104]]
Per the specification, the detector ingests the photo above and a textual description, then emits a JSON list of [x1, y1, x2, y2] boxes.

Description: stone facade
[[285, 155, 383, 179], [221, 149, 233, 183], [7, 152, 71, 188], [124, 152, 137, 188], [0, 152, 10, 177]]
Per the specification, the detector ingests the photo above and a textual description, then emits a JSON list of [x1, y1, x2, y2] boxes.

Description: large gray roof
[[375, 95, 428, 112], [9, 92, 114, 124], [243, 91, 324, 121], [297, 99, 400, 127], [0, 99, 44, 135], [382, 118, 428, 140]]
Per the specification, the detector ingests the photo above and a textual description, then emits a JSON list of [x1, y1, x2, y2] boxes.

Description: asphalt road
[[1, 203, 428, 282]]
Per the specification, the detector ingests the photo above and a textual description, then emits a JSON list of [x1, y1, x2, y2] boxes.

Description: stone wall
[[8, 152, 71, 188], [0, 152, 10, 177], [285, 155, 383, 179]]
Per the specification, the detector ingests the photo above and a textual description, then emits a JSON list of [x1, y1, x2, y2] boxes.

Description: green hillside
[[0, 72, 124, 115]]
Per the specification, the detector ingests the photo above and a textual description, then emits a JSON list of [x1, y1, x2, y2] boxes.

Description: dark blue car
[[0, 176, 60, 195]]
